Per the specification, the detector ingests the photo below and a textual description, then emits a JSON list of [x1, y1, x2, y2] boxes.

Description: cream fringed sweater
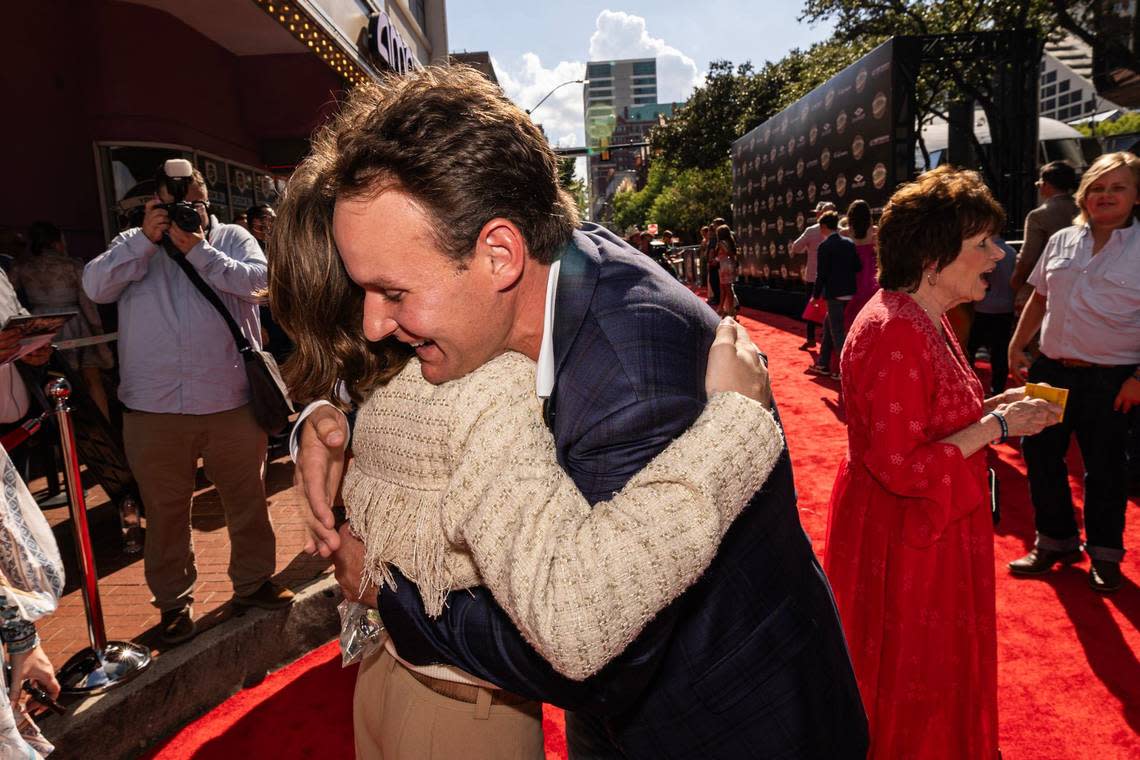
[[342, 351, 784, 681]]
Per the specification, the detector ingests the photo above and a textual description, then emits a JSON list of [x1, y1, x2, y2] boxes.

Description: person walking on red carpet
[[839, 199, 880, 330], [1008, 151, 1140, 593], [823, 167, 1062, 759], [792, 201, 835, 350]]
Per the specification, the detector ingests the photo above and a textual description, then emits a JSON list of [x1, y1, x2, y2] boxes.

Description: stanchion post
[[52, 379, 108, 653], [48, 378, 151, 697]]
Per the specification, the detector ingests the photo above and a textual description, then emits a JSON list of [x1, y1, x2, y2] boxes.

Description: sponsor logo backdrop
[[732, 42, 895, 284]]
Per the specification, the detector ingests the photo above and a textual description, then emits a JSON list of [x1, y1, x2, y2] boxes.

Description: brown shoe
[[160, 606, 196, 644], [1008, 548, 1082, 576], [234, 581, 295, 610], [1089, 560, 1123, 594]]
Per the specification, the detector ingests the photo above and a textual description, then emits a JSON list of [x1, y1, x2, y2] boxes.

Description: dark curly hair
[[877, 165, 1005, 292]]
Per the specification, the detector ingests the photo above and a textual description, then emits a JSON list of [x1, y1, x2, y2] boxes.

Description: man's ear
[[477, 218, 528, 291]]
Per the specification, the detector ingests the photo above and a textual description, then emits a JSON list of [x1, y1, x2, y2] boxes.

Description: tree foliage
[[649, 162, 734, 235], [611, 162, 672, 234], [799, 1, 1140, 86], [610, 162, 734, 237], [651, 35, 882, 173], [1074, 111, 1140, 137], [557, 157, 587, 218], [638, 2, 1137, 238]]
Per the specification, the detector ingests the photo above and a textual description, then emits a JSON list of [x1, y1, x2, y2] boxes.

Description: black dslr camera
[[156, 159, 204, 233]]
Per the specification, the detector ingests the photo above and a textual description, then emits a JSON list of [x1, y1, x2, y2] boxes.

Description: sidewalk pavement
[[35, 447, 332, 670]]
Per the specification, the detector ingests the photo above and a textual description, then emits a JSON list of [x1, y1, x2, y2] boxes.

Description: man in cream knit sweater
[[289, 67, 867, 759]]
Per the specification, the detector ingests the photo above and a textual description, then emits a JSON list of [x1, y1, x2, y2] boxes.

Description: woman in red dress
[[823, 167, 1063, 758]]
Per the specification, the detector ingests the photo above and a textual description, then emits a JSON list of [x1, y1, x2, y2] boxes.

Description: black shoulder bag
[[163, 241, 294, 434]]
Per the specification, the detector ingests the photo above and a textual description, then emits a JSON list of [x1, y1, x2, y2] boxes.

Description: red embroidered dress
[[823, 289, 998, 759]]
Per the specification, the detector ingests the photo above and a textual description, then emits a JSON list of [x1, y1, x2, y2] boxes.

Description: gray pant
[[817, 297, 849, 370]]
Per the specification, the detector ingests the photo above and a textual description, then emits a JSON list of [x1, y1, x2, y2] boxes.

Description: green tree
[[650, 36, 882, 173], [611, 162, 673, 234], [1074, 111, 1140, 136], [649, 163, 734, 235], [800, 1, 1140, 90], [557, 157, 587, 217]]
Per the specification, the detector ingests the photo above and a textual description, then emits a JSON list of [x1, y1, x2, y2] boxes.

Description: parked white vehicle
[[917, 112, 1101, 172]]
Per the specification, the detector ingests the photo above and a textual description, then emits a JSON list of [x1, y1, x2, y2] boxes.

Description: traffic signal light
[[601, 137, 610, 161]]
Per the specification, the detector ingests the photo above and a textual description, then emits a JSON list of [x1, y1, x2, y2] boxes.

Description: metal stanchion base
[[58, 641, 152, 697]]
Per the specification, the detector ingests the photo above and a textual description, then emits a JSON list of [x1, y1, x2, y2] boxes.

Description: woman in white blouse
[[1008, 151, 1140, 593]]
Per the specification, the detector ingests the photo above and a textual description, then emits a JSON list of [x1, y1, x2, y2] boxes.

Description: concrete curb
[[39, 575, 344, 760]]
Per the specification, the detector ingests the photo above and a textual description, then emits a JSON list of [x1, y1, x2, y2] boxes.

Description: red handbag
[[802, 296, 827, 324]]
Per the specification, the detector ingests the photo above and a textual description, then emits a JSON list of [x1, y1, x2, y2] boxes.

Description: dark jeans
[[968, 311, 1014, 394], [817, 298, 848, 370], [1022, 356, 1135, 561], [707, 266, 721, 305]]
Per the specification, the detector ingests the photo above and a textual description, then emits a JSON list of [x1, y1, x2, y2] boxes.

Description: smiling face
[[333, 189, 515, 384], [936, 231, 1005, 305], [1080, 165, 1139, 230]]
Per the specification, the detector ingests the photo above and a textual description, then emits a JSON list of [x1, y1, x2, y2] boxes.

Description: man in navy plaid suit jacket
[[293, 67, 867, 758]]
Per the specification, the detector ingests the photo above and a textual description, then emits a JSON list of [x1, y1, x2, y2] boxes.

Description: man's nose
[[362, 293, 398, 342]]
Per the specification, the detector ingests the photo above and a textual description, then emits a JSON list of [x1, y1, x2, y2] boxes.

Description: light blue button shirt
[[83, 219, 267, 414]]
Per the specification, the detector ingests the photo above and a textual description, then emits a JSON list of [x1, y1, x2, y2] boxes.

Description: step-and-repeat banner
[[732, 41, 896, 286]]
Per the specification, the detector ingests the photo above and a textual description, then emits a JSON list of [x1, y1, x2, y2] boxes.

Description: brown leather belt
[[1049, 356, 1118, 369], [406, 668, 533, 706]]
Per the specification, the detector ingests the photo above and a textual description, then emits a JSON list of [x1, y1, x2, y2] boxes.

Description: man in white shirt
[[791, 201, 835, 349], [83, 164, 292, 644]]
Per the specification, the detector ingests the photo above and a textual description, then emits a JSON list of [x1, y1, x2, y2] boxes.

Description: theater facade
[[5, 0, 448, 260]]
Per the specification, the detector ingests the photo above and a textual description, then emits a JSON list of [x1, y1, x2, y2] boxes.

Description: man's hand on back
[[297, 404, 349, 557], [705, 317, 772, 407]]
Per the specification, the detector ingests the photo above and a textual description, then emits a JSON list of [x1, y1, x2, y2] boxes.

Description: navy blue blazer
[[814, 232, 861, 300], [378, 224, 868, 758]]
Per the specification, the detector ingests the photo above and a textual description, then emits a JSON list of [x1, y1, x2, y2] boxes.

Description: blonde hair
[[1073, 151, 1140, 225]]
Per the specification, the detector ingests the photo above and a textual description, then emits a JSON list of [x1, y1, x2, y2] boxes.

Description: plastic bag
[[337, 600, 385, 667]]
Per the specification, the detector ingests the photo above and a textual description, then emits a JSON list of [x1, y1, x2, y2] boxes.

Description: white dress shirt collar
[[536, 259, 561, 398]]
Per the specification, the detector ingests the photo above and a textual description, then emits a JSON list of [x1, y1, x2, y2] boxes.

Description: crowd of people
[[0, 62, 1137, 760]]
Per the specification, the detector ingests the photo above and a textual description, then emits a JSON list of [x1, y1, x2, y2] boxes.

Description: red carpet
[[148, 307, 1139, 759]]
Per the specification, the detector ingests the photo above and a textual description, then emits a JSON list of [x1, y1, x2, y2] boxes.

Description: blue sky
[[446, 2, 835, 150]]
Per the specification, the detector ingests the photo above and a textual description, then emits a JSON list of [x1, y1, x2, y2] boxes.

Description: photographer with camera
[[82, 160, 292, 645]]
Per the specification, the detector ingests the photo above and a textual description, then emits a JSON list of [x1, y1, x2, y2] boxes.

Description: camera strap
[[161, 239, 254, 358]]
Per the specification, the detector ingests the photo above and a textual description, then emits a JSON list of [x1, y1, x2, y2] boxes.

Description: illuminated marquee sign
[[366, 11, 416, 74]]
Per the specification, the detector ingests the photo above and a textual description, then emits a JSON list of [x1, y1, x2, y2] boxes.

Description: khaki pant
[[354, 647, 544, 760], [123, 404, 274, 611]]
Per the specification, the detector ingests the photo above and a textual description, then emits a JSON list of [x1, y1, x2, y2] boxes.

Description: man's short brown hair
[[877, 165, 1005, 291], [1040, 160, 1078, 194], [818, 210, 840, 230], [326, 65, 577, 266]]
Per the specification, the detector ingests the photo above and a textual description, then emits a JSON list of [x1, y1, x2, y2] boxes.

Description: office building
[[583, 57, 657, 219]]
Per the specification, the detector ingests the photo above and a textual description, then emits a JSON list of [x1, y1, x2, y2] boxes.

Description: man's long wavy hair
[[269, 65, 579, 405]]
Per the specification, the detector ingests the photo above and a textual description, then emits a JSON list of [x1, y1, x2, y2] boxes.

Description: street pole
[[526, 78, 588, 116]]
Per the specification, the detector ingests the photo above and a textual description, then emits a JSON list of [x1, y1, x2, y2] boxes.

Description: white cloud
[[493, 53, 588, 179], [494, 53, 587, 148], [587, 10, 703, 102], [492, 11, 704, 182]]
